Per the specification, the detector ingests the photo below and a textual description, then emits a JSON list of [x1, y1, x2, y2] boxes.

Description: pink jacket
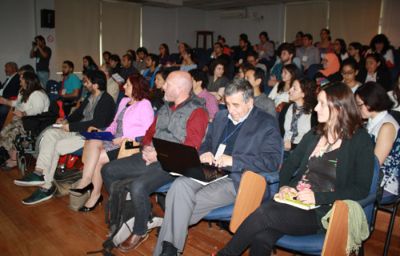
[[105, 97, 154, 140]]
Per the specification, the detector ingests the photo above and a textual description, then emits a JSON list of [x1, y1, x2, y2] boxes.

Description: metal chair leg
[[383, 203, 399, 256]]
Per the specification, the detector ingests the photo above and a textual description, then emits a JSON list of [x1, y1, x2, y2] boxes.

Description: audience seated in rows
[[14, 70, 116, 205], [0, 71, 50, 169], [215, 82, 375, 256], [101, 71, 209, 252], [0, 62, 20, 127], [71, 74, 154, 211], [154, 79, 283, 256], [268, 43, 300, 89], [314, 52, 341, 84]]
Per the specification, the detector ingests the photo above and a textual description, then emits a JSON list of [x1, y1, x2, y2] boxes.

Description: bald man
[[101, 71, 209, 252]]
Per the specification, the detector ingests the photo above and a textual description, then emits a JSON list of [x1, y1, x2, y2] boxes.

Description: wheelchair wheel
[[17, 153, 26, 177]]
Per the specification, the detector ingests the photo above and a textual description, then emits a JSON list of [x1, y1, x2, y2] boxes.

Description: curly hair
[[298, 78, 317, 114]]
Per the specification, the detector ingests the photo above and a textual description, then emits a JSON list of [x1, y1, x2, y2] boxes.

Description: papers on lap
[[273, 194, 319, 210]]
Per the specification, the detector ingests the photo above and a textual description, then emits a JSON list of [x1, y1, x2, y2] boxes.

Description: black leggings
[[218, 200, 321, 256]]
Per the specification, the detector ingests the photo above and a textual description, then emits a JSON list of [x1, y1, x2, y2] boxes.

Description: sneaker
[[160, 241, 178, 256], [22, 186, 56, 205], [14, 172, 45, 186], [147, 217, 163, 230]]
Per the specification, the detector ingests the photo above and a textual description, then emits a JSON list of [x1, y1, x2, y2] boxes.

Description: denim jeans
[[101, 153, 174, 235], [37, 71, 49, 89]]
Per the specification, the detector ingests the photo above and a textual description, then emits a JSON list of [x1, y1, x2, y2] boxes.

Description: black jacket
[[0, 74, 20, 99], [279, 128, 374, 220], [67, 92, 116, 132]]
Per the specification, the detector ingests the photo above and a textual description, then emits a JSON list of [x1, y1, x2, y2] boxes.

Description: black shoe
[[78, 195, 103, 212], [160, 241, 178, 256], [69, 183, 93, 195]]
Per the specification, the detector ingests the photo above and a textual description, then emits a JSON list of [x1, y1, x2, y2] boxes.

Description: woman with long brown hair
[[215, 82, 374, 256]]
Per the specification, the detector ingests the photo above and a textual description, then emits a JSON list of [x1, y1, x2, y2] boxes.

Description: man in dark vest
[[101, 70, 209, 252]]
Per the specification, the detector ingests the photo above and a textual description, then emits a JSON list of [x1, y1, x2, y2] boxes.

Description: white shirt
[[12, 90, 50, 116], [365, 72, 377, 83], [268, 83, 289, 107], [388, 90, 400, 112]]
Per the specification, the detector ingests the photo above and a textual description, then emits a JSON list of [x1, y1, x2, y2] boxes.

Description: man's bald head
[[163, 71, 193, 104]]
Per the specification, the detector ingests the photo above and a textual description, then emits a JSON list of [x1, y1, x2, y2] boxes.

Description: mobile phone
[[125, 141, 140, 149]]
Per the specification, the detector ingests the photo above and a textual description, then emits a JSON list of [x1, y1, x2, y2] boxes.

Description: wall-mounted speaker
[[41, 9, 55, 28]]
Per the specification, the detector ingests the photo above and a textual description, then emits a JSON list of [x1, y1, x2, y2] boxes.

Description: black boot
[[160, 241, 178, 256]]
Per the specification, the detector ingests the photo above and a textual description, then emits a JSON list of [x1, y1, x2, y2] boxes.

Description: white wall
[[142, 6, 206, 54], [204, 4, 285, 47], [0, 0, 36, 82], [0, 0, 56, 82]]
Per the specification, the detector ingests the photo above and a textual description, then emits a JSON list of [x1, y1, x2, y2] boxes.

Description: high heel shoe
[[78, 195, 103, 212], [69, 183, 93, 195]]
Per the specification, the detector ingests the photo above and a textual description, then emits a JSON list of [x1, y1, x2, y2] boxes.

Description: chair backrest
[[321, 200, 349, 256], [229, 171, 267, 233], [362, 156, 381, 228]]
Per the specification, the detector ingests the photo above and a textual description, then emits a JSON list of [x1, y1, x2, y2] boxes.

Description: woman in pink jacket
[[71, 74, 154, 212]]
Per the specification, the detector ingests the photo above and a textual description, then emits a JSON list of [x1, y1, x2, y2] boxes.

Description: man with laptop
[[101, 70, 209, 252], [154, 79, 283, 256]]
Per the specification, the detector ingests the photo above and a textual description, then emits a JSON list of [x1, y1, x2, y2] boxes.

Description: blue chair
[[275, 157, 380, 255], [155, 172, 280, 223]]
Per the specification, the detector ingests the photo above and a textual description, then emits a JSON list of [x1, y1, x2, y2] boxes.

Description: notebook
[[81, 131, 114, 141], [152, 138, 229, 185], [273, 193, 319, 210]]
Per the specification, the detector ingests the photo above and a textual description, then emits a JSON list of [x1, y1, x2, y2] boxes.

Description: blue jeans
[[101, 153, 174, 235], [37, 71, 49, 89]]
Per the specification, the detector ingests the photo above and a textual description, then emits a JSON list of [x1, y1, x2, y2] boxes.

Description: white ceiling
[[129, 0, 318, 10]]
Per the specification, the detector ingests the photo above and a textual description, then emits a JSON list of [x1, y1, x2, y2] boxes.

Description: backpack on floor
[[86, 179, 154, 256]]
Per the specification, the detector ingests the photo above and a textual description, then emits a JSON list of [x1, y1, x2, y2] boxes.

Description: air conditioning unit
[[220, 9, 248, 19]]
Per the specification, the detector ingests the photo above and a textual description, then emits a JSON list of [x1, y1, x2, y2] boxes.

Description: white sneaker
[[147, 217, 163, 230]]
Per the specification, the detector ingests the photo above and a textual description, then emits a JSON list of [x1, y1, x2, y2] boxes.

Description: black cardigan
[[279, 128, 374, 219], [67, 92, 116, 132]]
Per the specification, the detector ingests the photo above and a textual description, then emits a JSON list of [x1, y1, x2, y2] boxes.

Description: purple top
[[198, 89, 219, 120]]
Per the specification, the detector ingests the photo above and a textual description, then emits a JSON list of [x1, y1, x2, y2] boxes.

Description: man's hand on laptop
[[200, 152, 214, 165], [142, 145, 157, 166], [214, 154, 232, 168]]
